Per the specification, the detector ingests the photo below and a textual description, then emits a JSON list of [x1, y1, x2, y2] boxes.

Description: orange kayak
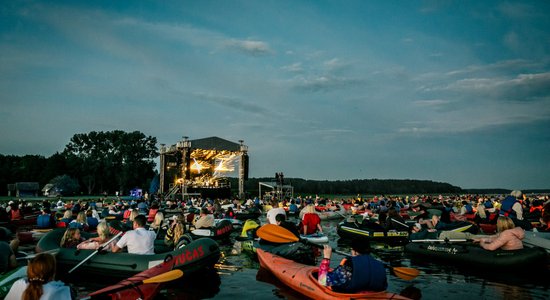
[[256, 249, 410, 300]]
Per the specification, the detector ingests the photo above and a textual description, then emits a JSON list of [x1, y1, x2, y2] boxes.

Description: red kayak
[[256, 249, 410, 300]]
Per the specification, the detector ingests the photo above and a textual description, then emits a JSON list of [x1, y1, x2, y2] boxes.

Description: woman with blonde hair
[[69, 211, 88, 231], [150, 211, 165, 232], [77, 221, 118, 251], [473, 216, 524, 251], [165, 214, 186, 248], [124, 210, 139, 230], [58, 210, 73, 227], [300, 204, 323, 235], [6, 253, 72, 299]]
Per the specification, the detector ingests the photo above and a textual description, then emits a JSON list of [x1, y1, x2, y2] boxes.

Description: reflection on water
[[75, 218, 550, 300]]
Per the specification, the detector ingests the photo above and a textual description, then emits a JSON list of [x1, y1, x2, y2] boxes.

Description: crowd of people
[[0, 189, 549, 298]]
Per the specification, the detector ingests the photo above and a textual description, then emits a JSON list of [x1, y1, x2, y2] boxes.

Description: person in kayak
[[112, 214, 156, 254], [275, 213, 300, 237], [473, 216, 524, 250], [76, 221, 119, 251], [6, 253, 72, 300], [193, 207, 214, 229], [318, 240, 387, 292], [300, 204, 323, 235], [60, 228, 84, 248]]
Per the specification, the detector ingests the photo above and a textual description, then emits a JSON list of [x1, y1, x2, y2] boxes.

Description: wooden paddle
[[257, 224, 420, 281]]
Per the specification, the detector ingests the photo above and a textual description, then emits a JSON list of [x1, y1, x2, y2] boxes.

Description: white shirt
[[6, 279, 71, 300], [266, 207, 286, 224], [115, 227, 156, 255]]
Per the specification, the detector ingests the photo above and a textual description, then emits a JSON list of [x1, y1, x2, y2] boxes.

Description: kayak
[[36, 229, 221, 281], [405, 241, 547, 270], [256, 249, 410, 300], [0, 266, 27, 299], [317, 207, 348, 220], [189, 219, 233, 240]]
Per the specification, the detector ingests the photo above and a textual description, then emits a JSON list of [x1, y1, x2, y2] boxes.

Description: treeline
[[0, 130, 158, 196], [229, 177, 464, 197]]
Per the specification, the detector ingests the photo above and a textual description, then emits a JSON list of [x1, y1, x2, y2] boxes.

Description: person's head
[[351, 239, 371, 255], [42, 208, 51, 215], [496, 216, 515, 232], [275, 213, 286, 224], [153, 211, 164, 226], [23, 253, 56, 300], [86, 210, 93, 217], [62, 210, 72, 219], [431, 214, 440, 225], [200, 207, 209, 215], [60, 228, 81, 247], [96, 221, 110, 240], [75, 211, 86, 223], [133, 214, 146, 228], [129, 210, 139, 221]]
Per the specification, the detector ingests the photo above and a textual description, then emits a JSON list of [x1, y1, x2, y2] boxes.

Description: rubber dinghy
[[256, 249, 410, 300], [405, 241, 547, 271], [36, 229, 220, 281]]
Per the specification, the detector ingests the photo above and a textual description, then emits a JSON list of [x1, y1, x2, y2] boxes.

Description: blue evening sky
[[1, 1, 549, 189]]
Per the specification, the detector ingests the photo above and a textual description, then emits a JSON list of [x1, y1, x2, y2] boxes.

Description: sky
[[1, 1, 550, 190]]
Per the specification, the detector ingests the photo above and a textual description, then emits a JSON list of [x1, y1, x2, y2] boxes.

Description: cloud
[[281, 62, 303, 73], [224, 39, 272, 56], [291, 75, 363, 93], [191, 92, 273, 115], [498, 2, 537, 19]]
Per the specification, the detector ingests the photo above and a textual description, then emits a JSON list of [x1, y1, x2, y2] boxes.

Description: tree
[[48, 175, 80, 196], [63, 130, 158, 195]]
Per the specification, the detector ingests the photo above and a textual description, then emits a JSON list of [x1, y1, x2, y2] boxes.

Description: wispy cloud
[[281, 62, 303, 73], [291, 75, 363, 93], [224, 39, 272, 56]]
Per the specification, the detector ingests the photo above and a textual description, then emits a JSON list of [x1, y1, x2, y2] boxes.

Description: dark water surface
[[77, 219, 550, 300]]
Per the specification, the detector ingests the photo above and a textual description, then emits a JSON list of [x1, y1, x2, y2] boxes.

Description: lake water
[[76, 218, 550, 300]]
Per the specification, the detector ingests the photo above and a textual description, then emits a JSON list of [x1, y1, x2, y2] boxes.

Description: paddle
[[68, 231, 123, 274], [85, 269, 184, 299], [16, 248, 60, 261], [143, 269, 184, 284], [257, 224, 419, 281]]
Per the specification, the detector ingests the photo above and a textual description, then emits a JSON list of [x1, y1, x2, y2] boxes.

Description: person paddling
[[318, 240, 387, 293]]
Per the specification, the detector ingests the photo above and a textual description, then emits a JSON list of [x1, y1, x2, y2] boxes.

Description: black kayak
[[337, 220, 409, 245], [405, 241, 547, 271]]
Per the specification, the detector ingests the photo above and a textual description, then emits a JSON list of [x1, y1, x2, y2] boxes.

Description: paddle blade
[[257, 224, 299, 243], [143, 269, 184, 284], [391, 267, 420, 281]]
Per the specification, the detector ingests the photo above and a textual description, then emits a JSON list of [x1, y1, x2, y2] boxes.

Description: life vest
[[500, 196, 519, 218], [10, 209, 21, 221], [123, 210, 132, 220], [36, 214, 51, 228], [464, 204, 473, 214], [334, 255, 387, 293], [147, 208, 158, 223], [530, 205, 543, 213]]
